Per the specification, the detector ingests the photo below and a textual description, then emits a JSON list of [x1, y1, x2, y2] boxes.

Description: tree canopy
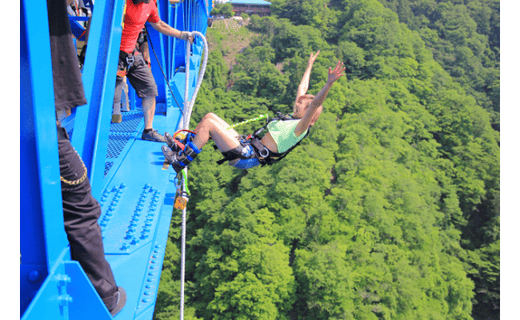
[[154, 1, 500, 319], [211, 2, 235, 19]]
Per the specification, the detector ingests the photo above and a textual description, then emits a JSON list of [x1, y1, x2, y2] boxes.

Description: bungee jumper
[[162, 51, 346, 172]]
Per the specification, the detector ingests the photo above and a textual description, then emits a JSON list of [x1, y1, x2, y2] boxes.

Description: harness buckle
[[257, 147, 269, 158], [125, 55, 135, 67]]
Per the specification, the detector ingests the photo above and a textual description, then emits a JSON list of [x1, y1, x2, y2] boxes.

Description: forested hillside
[[154, 1, 500, 319], [376, 0, 500, 131]]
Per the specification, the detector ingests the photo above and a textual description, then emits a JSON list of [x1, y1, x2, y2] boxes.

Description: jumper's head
[[293, 94, 322, 125]]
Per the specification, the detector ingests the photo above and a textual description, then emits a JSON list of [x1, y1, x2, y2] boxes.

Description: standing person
[[162, 52, 346, 172], [114, 0, 193, 141], [47, 0, 125, 316], [112, 28, 149, 123]]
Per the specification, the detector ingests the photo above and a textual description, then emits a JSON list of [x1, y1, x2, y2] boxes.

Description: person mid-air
[[162, 51, 345, 172]]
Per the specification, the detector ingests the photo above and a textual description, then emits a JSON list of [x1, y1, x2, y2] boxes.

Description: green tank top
[[267, 119, 308, 153]]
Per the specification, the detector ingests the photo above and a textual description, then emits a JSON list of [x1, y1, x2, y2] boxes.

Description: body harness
[[216, 112, 311, 167], [166, 113, 310, 168], [117, 28, 148, 77]]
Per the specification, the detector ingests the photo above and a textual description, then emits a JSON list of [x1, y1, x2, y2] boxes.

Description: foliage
[[210, 3, 235, 19], [376, 0, 500, 130], [155, 0, 499, 319]]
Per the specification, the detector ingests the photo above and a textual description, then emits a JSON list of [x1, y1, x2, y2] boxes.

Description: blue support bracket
[[64, 261, 112, 319], [22, 262, 71, 320], [22, 251, 112, 320]]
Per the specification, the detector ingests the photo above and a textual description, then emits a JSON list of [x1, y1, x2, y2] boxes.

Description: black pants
[[57, 125, 118, 308]]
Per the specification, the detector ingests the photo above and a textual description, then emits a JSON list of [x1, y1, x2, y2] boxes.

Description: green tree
[[220, 3, 235, 18], [154, 1, 500, 319]]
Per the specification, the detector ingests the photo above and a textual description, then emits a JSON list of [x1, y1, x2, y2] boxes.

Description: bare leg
[[192, 113, 241, 151], [142, 96, 155, 130]]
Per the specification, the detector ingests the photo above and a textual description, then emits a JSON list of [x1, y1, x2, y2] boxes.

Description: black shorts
[[113, 53, 158, 105]]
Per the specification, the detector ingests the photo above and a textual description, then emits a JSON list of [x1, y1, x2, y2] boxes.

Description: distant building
[[229, 0, 271, 17]]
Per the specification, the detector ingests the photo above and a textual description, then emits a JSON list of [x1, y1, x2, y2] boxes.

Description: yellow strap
[[122, 2, 127, 28]]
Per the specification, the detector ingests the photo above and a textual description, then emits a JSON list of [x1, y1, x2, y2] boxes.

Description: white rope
[[179, 30, 209, 320]]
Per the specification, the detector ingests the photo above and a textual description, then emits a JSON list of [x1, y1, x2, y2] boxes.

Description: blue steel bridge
[[21, 1, 211, 319]]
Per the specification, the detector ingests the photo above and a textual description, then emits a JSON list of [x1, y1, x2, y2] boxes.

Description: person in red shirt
[[114, 0, 192, 141]]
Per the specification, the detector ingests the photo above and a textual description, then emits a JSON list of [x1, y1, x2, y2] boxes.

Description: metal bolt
[[57, 275, 71, 287], [58, 294, 73, 306], [28, 270, 40, 282]]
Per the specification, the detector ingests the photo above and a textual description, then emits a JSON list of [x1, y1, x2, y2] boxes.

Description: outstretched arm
[[294, 61, 345, 136], [149, 20, 193, 42], [295, 51, 320, 104]]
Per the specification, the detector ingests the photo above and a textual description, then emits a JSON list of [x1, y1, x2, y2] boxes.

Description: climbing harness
[[216, 112, 311, 166]]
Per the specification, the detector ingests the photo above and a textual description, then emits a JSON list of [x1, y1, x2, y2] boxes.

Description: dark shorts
[[114, 54, 158, 105]]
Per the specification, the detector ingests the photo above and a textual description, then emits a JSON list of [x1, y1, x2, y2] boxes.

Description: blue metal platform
[[20, 0, 211, 319]]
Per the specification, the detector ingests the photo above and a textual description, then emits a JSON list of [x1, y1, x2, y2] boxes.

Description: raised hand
[[327, 61, 346, 84], [308, 50, 320, 66]]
